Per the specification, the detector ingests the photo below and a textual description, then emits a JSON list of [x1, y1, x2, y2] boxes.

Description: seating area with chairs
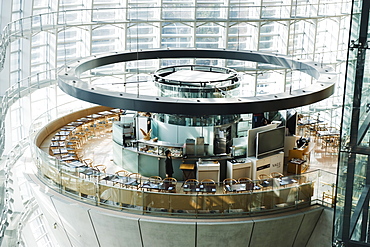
[[36, 106, 321, 217], [298, 114, 340, 152], [48, 108, 120, 165], [43, 107, 312, 198]]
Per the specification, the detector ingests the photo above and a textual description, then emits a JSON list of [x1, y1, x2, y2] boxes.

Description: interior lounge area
[[1, 0, 369, 247]]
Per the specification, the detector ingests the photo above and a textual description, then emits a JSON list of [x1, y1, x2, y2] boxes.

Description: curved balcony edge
[[29, 105, 335, 219]]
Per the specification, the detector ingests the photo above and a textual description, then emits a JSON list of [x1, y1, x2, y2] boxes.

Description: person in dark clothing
[[165, 150, 174, 178], [145, 112, 152, 132]]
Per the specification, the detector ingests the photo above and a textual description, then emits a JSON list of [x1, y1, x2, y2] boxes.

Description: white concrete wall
[[307, 207, 334, 247], [28, 172, 332, 247]]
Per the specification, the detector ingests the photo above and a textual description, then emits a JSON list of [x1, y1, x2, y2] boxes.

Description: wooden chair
[[258, 174, 271, 180], [72, 126, 87, 143], [125, 173, 142, 188], [223, 178, 237, 193], [72, 148, 84, 160], [184, 178, 199, 185], [109, 170, 129, 186], [223, 178, 237, 185], [270, 172, 283, 178], [129, 173, 142, 181], [115, 170, 129, 177], [200, 179, 216, 194], [163, 177, 177, 192], [149, 176, 163, 184], [258, 174, 271, 189], [94, 164, 107, 173], [316, 123, 328, 131], [82, 158, 93, 167], [66, 149, 80, 161], [201, 178, 215, 183], [66, 141, 78, 150], [237, 177, 252, 184], [79, 164, 105, 180], [140, 176, 163, 191], [68, 135, 82, 147], [322, 134, 340, 150], [95, 122, 107, 136], [183, 179, 199, 193], [83, 127, 94, 139], [105, 116, 117, 129], [237, 177, 256, 191]]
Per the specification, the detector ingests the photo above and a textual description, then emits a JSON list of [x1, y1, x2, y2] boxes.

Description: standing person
[[145, 112, 152, 132], [165, 150, 174, 178]]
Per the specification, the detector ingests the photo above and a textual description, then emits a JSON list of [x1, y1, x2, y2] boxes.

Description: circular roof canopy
[[58, 48, 336, 115]]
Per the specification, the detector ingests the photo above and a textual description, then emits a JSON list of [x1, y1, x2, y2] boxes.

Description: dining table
[[50, 141, 66, 147], [141, 182, 167, 191], [55, 130, 71, 136], [64, 160, 87, 168], [278, 177, 298, 186], [51, 148, 69, 155], [80, 167, 104, 179], [184, 183, 216, 193], [51, 136, 67, 141], [60, 154, 79, 162], [106, 175, 138, 188]]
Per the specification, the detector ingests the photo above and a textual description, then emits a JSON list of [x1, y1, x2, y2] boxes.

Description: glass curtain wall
[[334, 0, 370, 246], [0, 0, 353, 155]]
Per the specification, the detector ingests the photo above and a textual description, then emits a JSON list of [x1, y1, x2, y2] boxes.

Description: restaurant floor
[[80, 131, 339, 183]]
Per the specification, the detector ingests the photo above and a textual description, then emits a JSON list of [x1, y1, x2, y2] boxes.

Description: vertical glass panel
[[288, 20, 315, 58], [229, 0, 261, 19], [127, 0, 160, 21], [162, 2, 195, 20], [57, 27, 89, 64], [315, 18, 341, 63], [196, 3, 227, 19], [259, 22, 288, 53], [196, 22, 223, 49], [34, 0, 51, 8], [260, 0, 291, 19], [92, 8, 126, 22], [91, 25, 121, 54], [318, 0, 348, 16], [127, 23, 158, 50], [291, 0, 318, 17], [227, 23, 258, 50], [162, 23, 192, 48], [359, 55, 370, 124]]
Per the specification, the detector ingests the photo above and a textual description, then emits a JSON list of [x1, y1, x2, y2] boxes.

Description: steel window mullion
[[350, 186, 370, 238], [361, 150, 370, 242], [340, 0, 370, 244], [357, 111, 370, 145], [348, 239, 370, 247]]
